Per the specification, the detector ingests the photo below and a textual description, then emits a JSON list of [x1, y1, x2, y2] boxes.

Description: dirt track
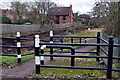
[[2, 39, 97, 79]]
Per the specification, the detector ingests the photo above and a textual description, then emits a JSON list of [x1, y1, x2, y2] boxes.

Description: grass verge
[[1, 50, 35, 68]]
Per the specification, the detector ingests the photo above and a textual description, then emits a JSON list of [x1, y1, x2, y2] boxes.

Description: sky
[[0, 0, 96, 14], [52, 0, 96, 14]]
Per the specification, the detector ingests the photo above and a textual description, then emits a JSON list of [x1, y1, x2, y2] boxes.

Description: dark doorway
[[56, 16, 59, 24]]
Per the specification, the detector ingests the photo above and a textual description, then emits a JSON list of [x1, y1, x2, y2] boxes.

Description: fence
[[1, 31, 120, 79], [103, 32, 120, 69], [0, 31, 82, 64], [34, 31, 120, 79], [0, 32, 35, 64], [0, 22, 82, 33]]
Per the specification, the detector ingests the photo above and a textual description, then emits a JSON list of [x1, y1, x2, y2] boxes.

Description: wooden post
[[107, 36, 114, 79], [97, 32, 100, 62]]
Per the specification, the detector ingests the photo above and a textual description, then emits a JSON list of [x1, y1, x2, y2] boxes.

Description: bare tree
[[11, 1, 27, 23], [25, 0, 57, 25], [92, 1, 120, 37]]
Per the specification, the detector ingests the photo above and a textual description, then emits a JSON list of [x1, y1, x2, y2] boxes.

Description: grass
[[1, 50, 35, 68], [50, 28, 103, 53], [29, 49, 106, 79], [66, 28, 103, 37], [29, 60, 104, 79]]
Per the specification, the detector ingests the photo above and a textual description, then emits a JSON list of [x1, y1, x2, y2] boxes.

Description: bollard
[[40, 45, 46, 65], [17, 32, 21, 64], [88, 28, 90, 31], [50, 31, 53, 43], [50, 31, 53, 60], [35, 35, 40, 74], [107, 36, 114, 79]]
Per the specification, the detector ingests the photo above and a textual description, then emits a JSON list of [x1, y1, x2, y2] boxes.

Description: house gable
[[48, 5, 76, 24]]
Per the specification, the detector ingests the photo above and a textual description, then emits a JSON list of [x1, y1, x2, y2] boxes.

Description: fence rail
[[0, 32, 35, 64]]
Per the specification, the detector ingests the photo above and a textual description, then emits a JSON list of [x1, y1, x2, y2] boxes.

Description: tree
[[91, 1, 120, 37], [1, 16, 12, 24], [25, 0, 57, 25], [11, 1, 27, 24]]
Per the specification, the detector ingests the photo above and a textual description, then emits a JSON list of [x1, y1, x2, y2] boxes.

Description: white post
[[17, 32, 21, 64], [40, 45, 46, 65], [50, 31, 53, 60], [88, 28, 90, 31], [50, 31, 53, 43], [35, 35, 40, 74]]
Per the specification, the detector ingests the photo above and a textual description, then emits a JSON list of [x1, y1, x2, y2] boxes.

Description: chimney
[[70, 5, 72, 23], [70, 5, 72, 12]]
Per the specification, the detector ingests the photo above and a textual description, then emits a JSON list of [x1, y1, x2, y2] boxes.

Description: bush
[[13, 20, 21, 24], [13, 19, 32, 24], [1, 16, 12, 24], [22, 19, 32, 23]]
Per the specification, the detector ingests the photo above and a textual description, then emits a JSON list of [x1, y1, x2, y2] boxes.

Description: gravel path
[[2, 39, 97, 79]]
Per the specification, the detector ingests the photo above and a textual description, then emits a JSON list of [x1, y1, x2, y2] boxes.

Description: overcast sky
[[0, 0, 96, 14], [52, 0, 96, 14]]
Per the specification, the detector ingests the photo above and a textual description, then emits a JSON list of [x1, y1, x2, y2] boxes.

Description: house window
[[63, 16, 66, 20], [7, 15, 9, 17], [23, 16, 25, 19]]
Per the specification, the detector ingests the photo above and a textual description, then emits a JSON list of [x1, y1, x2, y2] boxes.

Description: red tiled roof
[[49, 7, 70, 16]]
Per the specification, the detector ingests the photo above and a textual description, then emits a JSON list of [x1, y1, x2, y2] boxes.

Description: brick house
[[48, 5, 77, 24], [78, 14, 91, 23], [0, 9, 27, 22]]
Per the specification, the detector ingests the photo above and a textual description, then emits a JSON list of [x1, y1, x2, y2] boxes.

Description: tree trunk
[[118, 1, 120, 37]]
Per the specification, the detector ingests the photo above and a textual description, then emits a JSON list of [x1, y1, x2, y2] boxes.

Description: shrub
[[13, 19, 32, 24], [1, 16, 12, 24], [22, 19, 32, 23]]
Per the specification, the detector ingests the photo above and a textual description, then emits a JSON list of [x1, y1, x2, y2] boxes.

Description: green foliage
[[22, 19, 32, 23], [13, 19, 21, 24], [1, 16, 12, 24], [13, 19, 32, 24]]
